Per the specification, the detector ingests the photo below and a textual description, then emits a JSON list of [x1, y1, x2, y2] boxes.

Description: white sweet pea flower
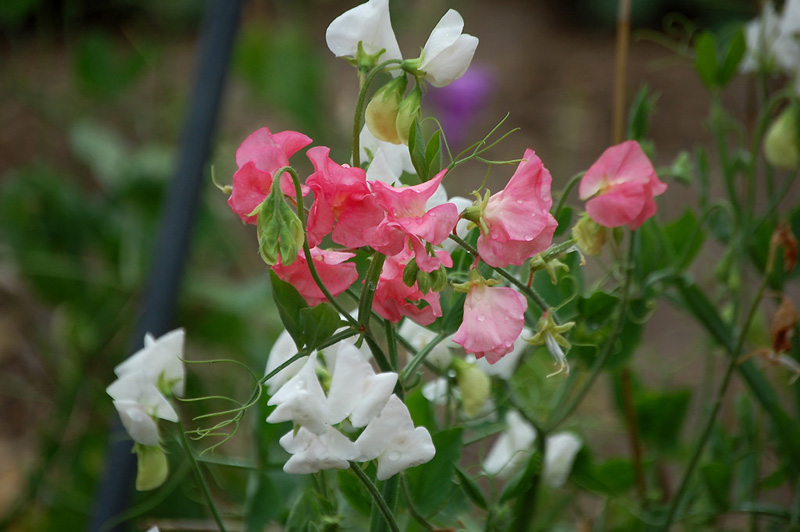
[[107, 372, 179, 423], [267, 352, 330, 435], [421, 377, 454, 405], [399, 319, 455, 369], [326, 0, 402, 63], [741, 2, 782, 73], [114, 329, 185, 396], [543, 432, 582, 489], [741, 0, 800, 93], [355, 395, 436, 480], [482, 410, 536, 478], [327, 342, 397, 427], [264, 329, 306, 395], [360, 125, 415, 184], [112, 400, 161, 447], [279, 426, 359, 474], [416, 10, 479, 88]]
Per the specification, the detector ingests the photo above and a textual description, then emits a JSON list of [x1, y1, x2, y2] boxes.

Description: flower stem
[[177, 420, 228, 532], [352, 60, 403, 168], [659, 267, 773, 531], [349, 463, 400, 532], [400, 331, 448, 386], [553, 172, 584, 220], [612, 0, 632, 144]]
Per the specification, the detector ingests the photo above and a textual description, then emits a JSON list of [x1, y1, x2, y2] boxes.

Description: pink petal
[[584, 180, 647, 228], [227, 161, 272, 224]]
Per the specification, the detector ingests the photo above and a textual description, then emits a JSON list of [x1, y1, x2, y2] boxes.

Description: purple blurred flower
[[427, 65, 494, 148]]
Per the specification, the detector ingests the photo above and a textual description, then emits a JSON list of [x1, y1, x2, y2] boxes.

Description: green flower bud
[[452, 358, 491, 418], [365, 75, 408, 144], [430, 265, 448, 292], [402, 258, 419, 288], [135, 444, 168, 491], [764, 104, 800, 170], [572, 214, 606, 256], [257, 182, 305, 266], [416, 270, 432, 294], [395, 85, 422, 145]]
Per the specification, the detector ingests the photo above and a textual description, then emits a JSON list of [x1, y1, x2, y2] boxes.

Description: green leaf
[[627, 85, 658, 142], [694, 31, 719, 90], [298, 303, 342, 352], [553, 205, 573, 237], [245, 472, 282, 532], [406, 428, 463, 516], [664, 209, 705, 270], [579, 291, 620, 329], [454, 466, 488, 510], [269, 270, 308, 350], [338, 469, 372, 517], [500, 447, 542, 503], [635, 388, 691, 450], [700, 461, 732, 510], [424, 130, 442, 181], [718, 29, 746, 87], [571, 455, 635, 496], [409, 119, 428, 181]]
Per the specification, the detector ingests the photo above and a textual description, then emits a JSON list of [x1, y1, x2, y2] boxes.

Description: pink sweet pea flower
[[373, 248, 443, 326], [228, 127, 312, 224], [579, 140, 667, 230], [476, 149, 558, 268], [305, 146, 385, 248], [369, 170, 458, 272], [272, 247, 358, 306], [453, 283, 528, 364]]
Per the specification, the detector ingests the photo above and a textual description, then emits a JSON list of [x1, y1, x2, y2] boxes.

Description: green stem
[[448, 233, 551, 315], [545, 230, 636, 431], [359, 251, 387, 332], [659, 265, 773, 531], [509, 406, 546, 532], [385, 319, 399, 369], [349, 463, 400, 532], [178, 420, 228, 532], [353, 60, 404, 168], [400, 331, 448, 386], [554, 172, 585, 220]]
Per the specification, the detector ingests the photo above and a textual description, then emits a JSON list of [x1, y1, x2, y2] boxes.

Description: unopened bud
[[430, 265, 448, 292], [135, 444, 169, 491], [452, 358, 491, 418], [257, 183, 305, 266], [395, 85, 422, 145], [402, 258, 419, 288], [416, 270, 432, 294], [764, 104, 800, 170], [572, 214, 607, 256], [365, 76, 408, 144]]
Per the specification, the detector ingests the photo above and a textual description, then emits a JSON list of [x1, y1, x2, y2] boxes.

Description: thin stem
[[349, 463, 400, 532], [353, 59, 404, 168], [448, 233, 551, 315], [509, 407, 546, 532], [545, 230, 636, 431], [613, 0, 632, 144], [620, 367, 647, 502], [359, 251, 387, 332], [553, 172, 585, 220], [177, 420, 228, 532], [400, 331, 448, 386], [385, 319, 399, 369], [659, 266, 773, 530], [400, 475, 436, 531]]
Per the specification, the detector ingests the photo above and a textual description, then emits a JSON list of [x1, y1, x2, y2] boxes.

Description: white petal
[[365, 144, 401, 185], [114, 400, 160, 446], [355, 394, 414, 460], [375, 426, 435, 480], [114, 329, 186, 396], [107, 373, 178, 422], [280, 427, 359, 474], [421, 34, 479, 88], [328, 342, 396, 427], [543, 432, 582, 488], [265, 330, 306, 394], [483, 410, 536, 478], [440, 195, 476, 253], [325, 0, 402, 62], [421, 10, 465, 67], [267, 353, 329, 434]]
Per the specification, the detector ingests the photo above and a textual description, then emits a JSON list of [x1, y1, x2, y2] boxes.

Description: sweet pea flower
[[369, 170, 458, 272], [326, 342, 397, 427], [413, 10, 479, 88], [741, 0, 800, 93], [543, 432, 583, 488], [483, 410, 536, 477], [579, 140, 667, 230], [228, 127, 312, 224], [466, 149, 557, 268], [373, 247, 443, 326], [398, 319, 455, 369], [325, 0, 402, 64], [305, 146, 384, 248], [267, 352, 330, 435], [114, 329, 186, 396], [279, 426, 360, 474], [360, 125, 415, 185], [264, 330, 306, 395], [355, 395, 436, 480], [453, 274, 528, 364], [271, 247, 359, 307]]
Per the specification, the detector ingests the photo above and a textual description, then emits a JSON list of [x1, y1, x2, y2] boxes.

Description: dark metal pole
[[87, 0, 243, 530]]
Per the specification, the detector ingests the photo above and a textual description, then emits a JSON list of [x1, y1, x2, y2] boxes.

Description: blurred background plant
[[5, 0, 800, 531]]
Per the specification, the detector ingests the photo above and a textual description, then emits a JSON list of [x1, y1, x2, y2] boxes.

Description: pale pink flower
[[228, 127, 312, 224], [305, 146, 384, 248], [453, 284, 527, 364], [272, 247, 358, 307], [368, 170, 458, 272], [579, 140, 667, 230], [373, 248, 443, 326], [477, 149, 558, 268]]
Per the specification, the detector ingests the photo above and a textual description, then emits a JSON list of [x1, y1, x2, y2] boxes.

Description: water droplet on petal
[[516, 199, 524, 204], [477, 315, 486, 322], [524, 234, 533, 240]]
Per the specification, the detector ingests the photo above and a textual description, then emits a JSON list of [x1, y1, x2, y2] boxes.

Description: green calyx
[[255, 176, 305, 267], [529, 254, 569, 285], [528, 311, 575, 350], [451, 269, 500, 293]]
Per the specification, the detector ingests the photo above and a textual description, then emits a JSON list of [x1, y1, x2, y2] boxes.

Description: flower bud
[[572, 214, 607, 256], [257, 181, 305, 266], [366, 75, 408, 144], [395, 85, 422, 145], [452, 358, 491, 418], [135, 444, 169, 491], [764, 104, 800, 170], [430, 265, 448, 292], [402, 257, 419, 287]]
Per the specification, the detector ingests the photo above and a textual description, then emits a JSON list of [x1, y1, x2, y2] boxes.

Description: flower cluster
[[741, 0, 800, 93], [106, 329, 185, 490], [267, 341, 435, 479]]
